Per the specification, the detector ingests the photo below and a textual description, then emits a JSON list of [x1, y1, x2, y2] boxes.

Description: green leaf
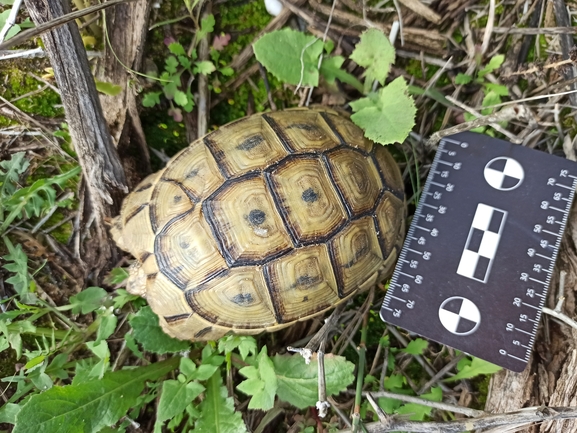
[[104, 267, 129, 285], [0, 402, 20, 424], [455, 73, 472, 85], [485, 83, 509, 96], [173, 90, 190, 107], [142, 92, 161, 108], [350, 28, 395, 86], [350, 77, 416, 145], [129, 306, 190, 354], [254, 28, 323, 87], [395, 387, 442, 421], [165, 56, 179, 74], [194, 372, 247, 433], [178, 55, 192, 69], [384, 374, 405, 391], [13, 359, 177, 433], [95, 308, 118, 344], [274, 353, 354, 409], [481, 90, 502, 115], [401, 338, 428, 355], [0, 151, 29, 199], [193, 60, 216, 75], [113, 288, 140, 309], [445, 357, 501, 381], [219, 66, 234, 76], [69, 287, 107, 314], [218, 335, 257, 360], [478, 54, 505, 79], [85, 340, 110, 379], [1, 166, 80, 234], [0, 10, 21, 40], [2, 237, 34, 303], [237, 347, 277, 410], [95, 81, 122, 96], [168, 42, 186, 56], [197, 14, 215, 40], [156, 380, 205, 428], [320, 56, 364, 93]]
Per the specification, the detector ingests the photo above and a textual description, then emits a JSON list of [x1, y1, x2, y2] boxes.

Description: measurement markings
[[529, 277, 547, 285], [436, 159, 454, 167], [522, 302, 541, 310], [536, 253, 554, 261], [406, 248, 423, 255], [555, 183, 574, 190], [422, 203, 439, 210], [389, 295, 409, 303], [507, 353, 527, 362], [542, 229, 561, 237], [415, 225, 431, 232], [515, 327, 532, 336], [430, 181, 446, 188], [549, 205, 567, 213]]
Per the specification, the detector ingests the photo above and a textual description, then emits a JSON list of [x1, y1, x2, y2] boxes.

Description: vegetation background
[[1, 0, 577, 432]]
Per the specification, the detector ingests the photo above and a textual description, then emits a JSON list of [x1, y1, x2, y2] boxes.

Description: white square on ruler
[[457, 250, 479, 278], [472, 203, 493, 230], [478, 231, 500, 258]]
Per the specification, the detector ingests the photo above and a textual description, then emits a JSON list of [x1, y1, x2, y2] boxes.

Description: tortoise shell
[[111, 108, 405, 341]]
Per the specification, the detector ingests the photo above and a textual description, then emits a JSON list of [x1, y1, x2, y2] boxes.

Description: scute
[[111, 108, 406, 342]]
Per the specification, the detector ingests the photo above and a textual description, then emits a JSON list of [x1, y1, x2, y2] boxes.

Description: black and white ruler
[[380, 132, 577, 372]]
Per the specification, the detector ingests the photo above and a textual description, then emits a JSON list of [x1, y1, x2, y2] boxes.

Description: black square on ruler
[[473, 255, 490, 281], [467, 228, 484, 252], [488, 210, 505, 233]]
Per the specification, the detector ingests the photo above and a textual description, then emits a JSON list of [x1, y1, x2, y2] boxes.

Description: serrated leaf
[[2, 237, 33, 303], [113, 288, 139, 309], [445, 357, 501, 381], [129, 306, 190, 354], [142, 92, 161, 107], [237, 347, 277, 410], [178, 55, 192, 69], [197, 14, 215, 40], [69, 287, 107, 314], [218, 335, 257, 360], [13, 359, 177, 433], [274, 353, 354, 409], [350, 77, 416, 145], [156, 380, 205, 428], [194, 60, 216, 75], [104, 267, 129, 286], [254, 28, 323, 87], [485, 83, 509, 96], [95, 81, 122, 96], [169, 42, 186, 56], [165, 56, 179, 74], [194, 372, 247, 433], [350, 28, 395, 86], [0, 152, 29, 198], [401, 338, 428, 355], [384, 374, 405, 391], [124, 332, 143, 359], [320, 56, 363, 93], [173, 90, 190, 107]]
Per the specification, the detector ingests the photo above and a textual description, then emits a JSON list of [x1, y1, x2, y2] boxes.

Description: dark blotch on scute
[[194, 327, 213, 338], [173, 195, 182, 203], [236, 135, 264, 151], [186, 169, 199, 178], [296, 274, 318, 287], [301, 187, 319, 203], [232, 293, 254, 305], [248, 209, 266, 225]]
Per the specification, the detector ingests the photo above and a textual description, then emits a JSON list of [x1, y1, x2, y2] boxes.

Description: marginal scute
[[203, 174, 292, 265], [155, 208, 227, 290], [265, 110, 340, 151], [329, 216, 383, 296], [375, 192, 405, 257], [325, 148, 382, 216], [149, 180, 195, 232], [264, 244, 339, 323], [186, 268, 277, 328], [267, 156, 347, 245], [161, 140, 224, 199], [206, 114, 289, 177], [373, 145, 404, 193]]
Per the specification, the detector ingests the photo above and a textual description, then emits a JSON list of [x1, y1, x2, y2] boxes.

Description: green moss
[[140, 108, 188, 170], [1, 70, 63, 118]]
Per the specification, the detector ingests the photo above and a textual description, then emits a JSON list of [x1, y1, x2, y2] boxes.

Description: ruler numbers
[[380, 132, 577, 372], [383, 137, 464, 317], [509, 170, 577, 363]]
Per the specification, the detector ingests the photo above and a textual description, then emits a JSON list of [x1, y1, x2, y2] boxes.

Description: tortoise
[[111, 107, 405, 341]]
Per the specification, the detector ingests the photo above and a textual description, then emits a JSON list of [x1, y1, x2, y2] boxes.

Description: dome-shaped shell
[[111, 108, 405, 341]]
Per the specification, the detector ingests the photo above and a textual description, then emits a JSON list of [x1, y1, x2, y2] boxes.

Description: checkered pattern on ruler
[[457, 203, 507, 283]]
